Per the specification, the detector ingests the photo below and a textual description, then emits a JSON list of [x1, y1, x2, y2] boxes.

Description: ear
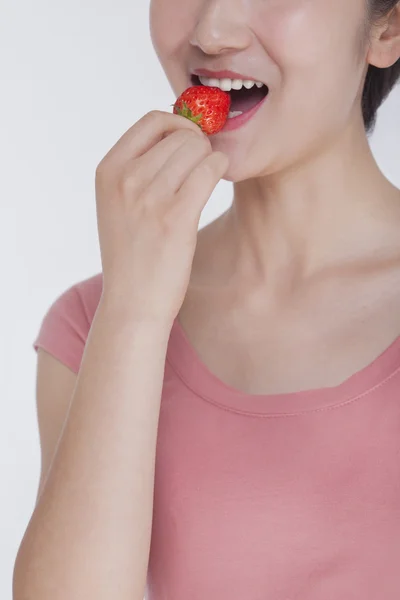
[[367, 3, 400, 68]]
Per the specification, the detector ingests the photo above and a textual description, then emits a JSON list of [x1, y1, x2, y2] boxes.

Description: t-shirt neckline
[[166, 317, 400, 416]]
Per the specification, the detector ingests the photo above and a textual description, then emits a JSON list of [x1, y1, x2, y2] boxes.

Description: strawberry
[[172, 85, 231, 135]]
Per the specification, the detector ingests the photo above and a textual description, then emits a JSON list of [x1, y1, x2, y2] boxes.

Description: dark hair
[[363, 0, 400, 134]]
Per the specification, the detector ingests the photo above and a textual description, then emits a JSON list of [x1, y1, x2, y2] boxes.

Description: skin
[[149, 0, 400, 393], [11, 5, 400, 600]]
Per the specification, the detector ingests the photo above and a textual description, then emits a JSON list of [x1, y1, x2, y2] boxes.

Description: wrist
[[97, 293, 175, 338]]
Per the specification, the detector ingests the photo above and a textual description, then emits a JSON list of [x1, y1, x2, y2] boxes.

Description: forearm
[[13, 299, 171, 600]]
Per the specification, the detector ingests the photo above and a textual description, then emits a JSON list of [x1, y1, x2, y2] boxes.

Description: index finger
[[101, 110, 206, 166]]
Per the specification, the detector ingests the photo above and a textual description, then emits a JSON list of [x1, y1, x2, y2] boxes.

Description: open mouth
[[190, 74, 269, 115]]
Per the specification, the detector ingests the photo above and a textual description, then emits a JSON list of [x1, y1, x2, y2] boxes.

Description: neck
[[224, 122, 400, 288]]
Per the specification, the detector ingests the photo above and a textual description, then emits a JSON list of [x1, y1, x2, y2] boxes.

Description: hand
[[95, 110, 229, 325]]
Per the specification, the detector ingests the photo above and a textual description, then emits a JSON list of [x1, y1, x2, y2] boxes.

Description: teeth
[[206, 78, 220, 88], [228, 110, 243, 119], [198, 75, 266, 92], [231, 79, 244, 90]]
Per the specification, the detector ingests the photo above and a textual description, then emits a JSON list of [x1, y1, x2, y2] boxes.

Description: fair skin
[[13, 2, 400, 600], [151, 0, 400, 393]]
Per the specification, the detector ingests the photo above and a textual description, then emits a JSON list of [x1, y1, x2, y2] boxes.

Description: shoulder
[[33, 272, 103, 374]]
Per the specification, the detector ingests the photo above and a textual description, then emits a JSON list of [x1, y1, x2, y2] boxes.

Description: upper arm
[[32, 275, 102, 503], [34, 349, 78, 504]]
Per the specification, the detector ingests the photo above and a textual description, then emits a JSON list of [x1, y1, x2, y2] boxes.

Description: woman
[[13, 0, 400, 599]]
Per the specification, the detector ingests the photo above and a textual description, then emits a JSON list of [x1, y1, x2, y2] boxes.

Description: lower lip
[[220, 92, 269, 133]]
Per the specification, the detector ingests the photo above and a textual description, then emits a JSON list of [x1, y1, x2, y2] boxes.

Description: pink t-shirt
[[33, 272, 400, 599]]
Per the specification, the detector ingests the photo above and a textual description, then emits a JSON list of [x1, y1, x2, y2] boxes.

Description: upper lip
[[192, 68, 266, 84]]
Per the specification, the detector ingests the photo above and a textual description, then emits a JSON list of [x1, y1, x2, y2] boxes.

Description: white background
[[1, 0, 399, 598]]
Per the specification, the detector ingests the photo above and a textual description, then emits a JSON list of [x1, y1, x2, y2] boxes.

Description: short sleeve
[[33, 273, 103, 374]]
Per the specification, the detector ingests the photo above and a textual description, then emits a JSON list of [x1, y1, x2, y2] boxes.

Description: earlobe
[[367, 5, 400, 69]]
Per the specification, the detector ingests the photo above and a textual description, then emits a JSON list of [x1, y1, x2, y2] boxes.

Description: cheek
[[150, 0, 176, 60], [253, 0, 366, 80], [149, 0, 188, 96], [222, 1, 368, 176], [252, 0, 368, 140], [150, 0, 201, 94], [150, 0, 196, 60]]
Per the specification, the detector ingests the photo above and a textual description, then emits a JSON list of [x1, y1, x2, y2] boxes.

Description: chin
[[217, 152, 275, 183], [208, 134, 271, 177], [221, 167, 264, 183]]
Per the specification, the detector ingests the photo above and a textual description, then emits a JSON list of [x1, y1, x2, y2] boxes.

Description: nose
[[189, 0, 252, 56]]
